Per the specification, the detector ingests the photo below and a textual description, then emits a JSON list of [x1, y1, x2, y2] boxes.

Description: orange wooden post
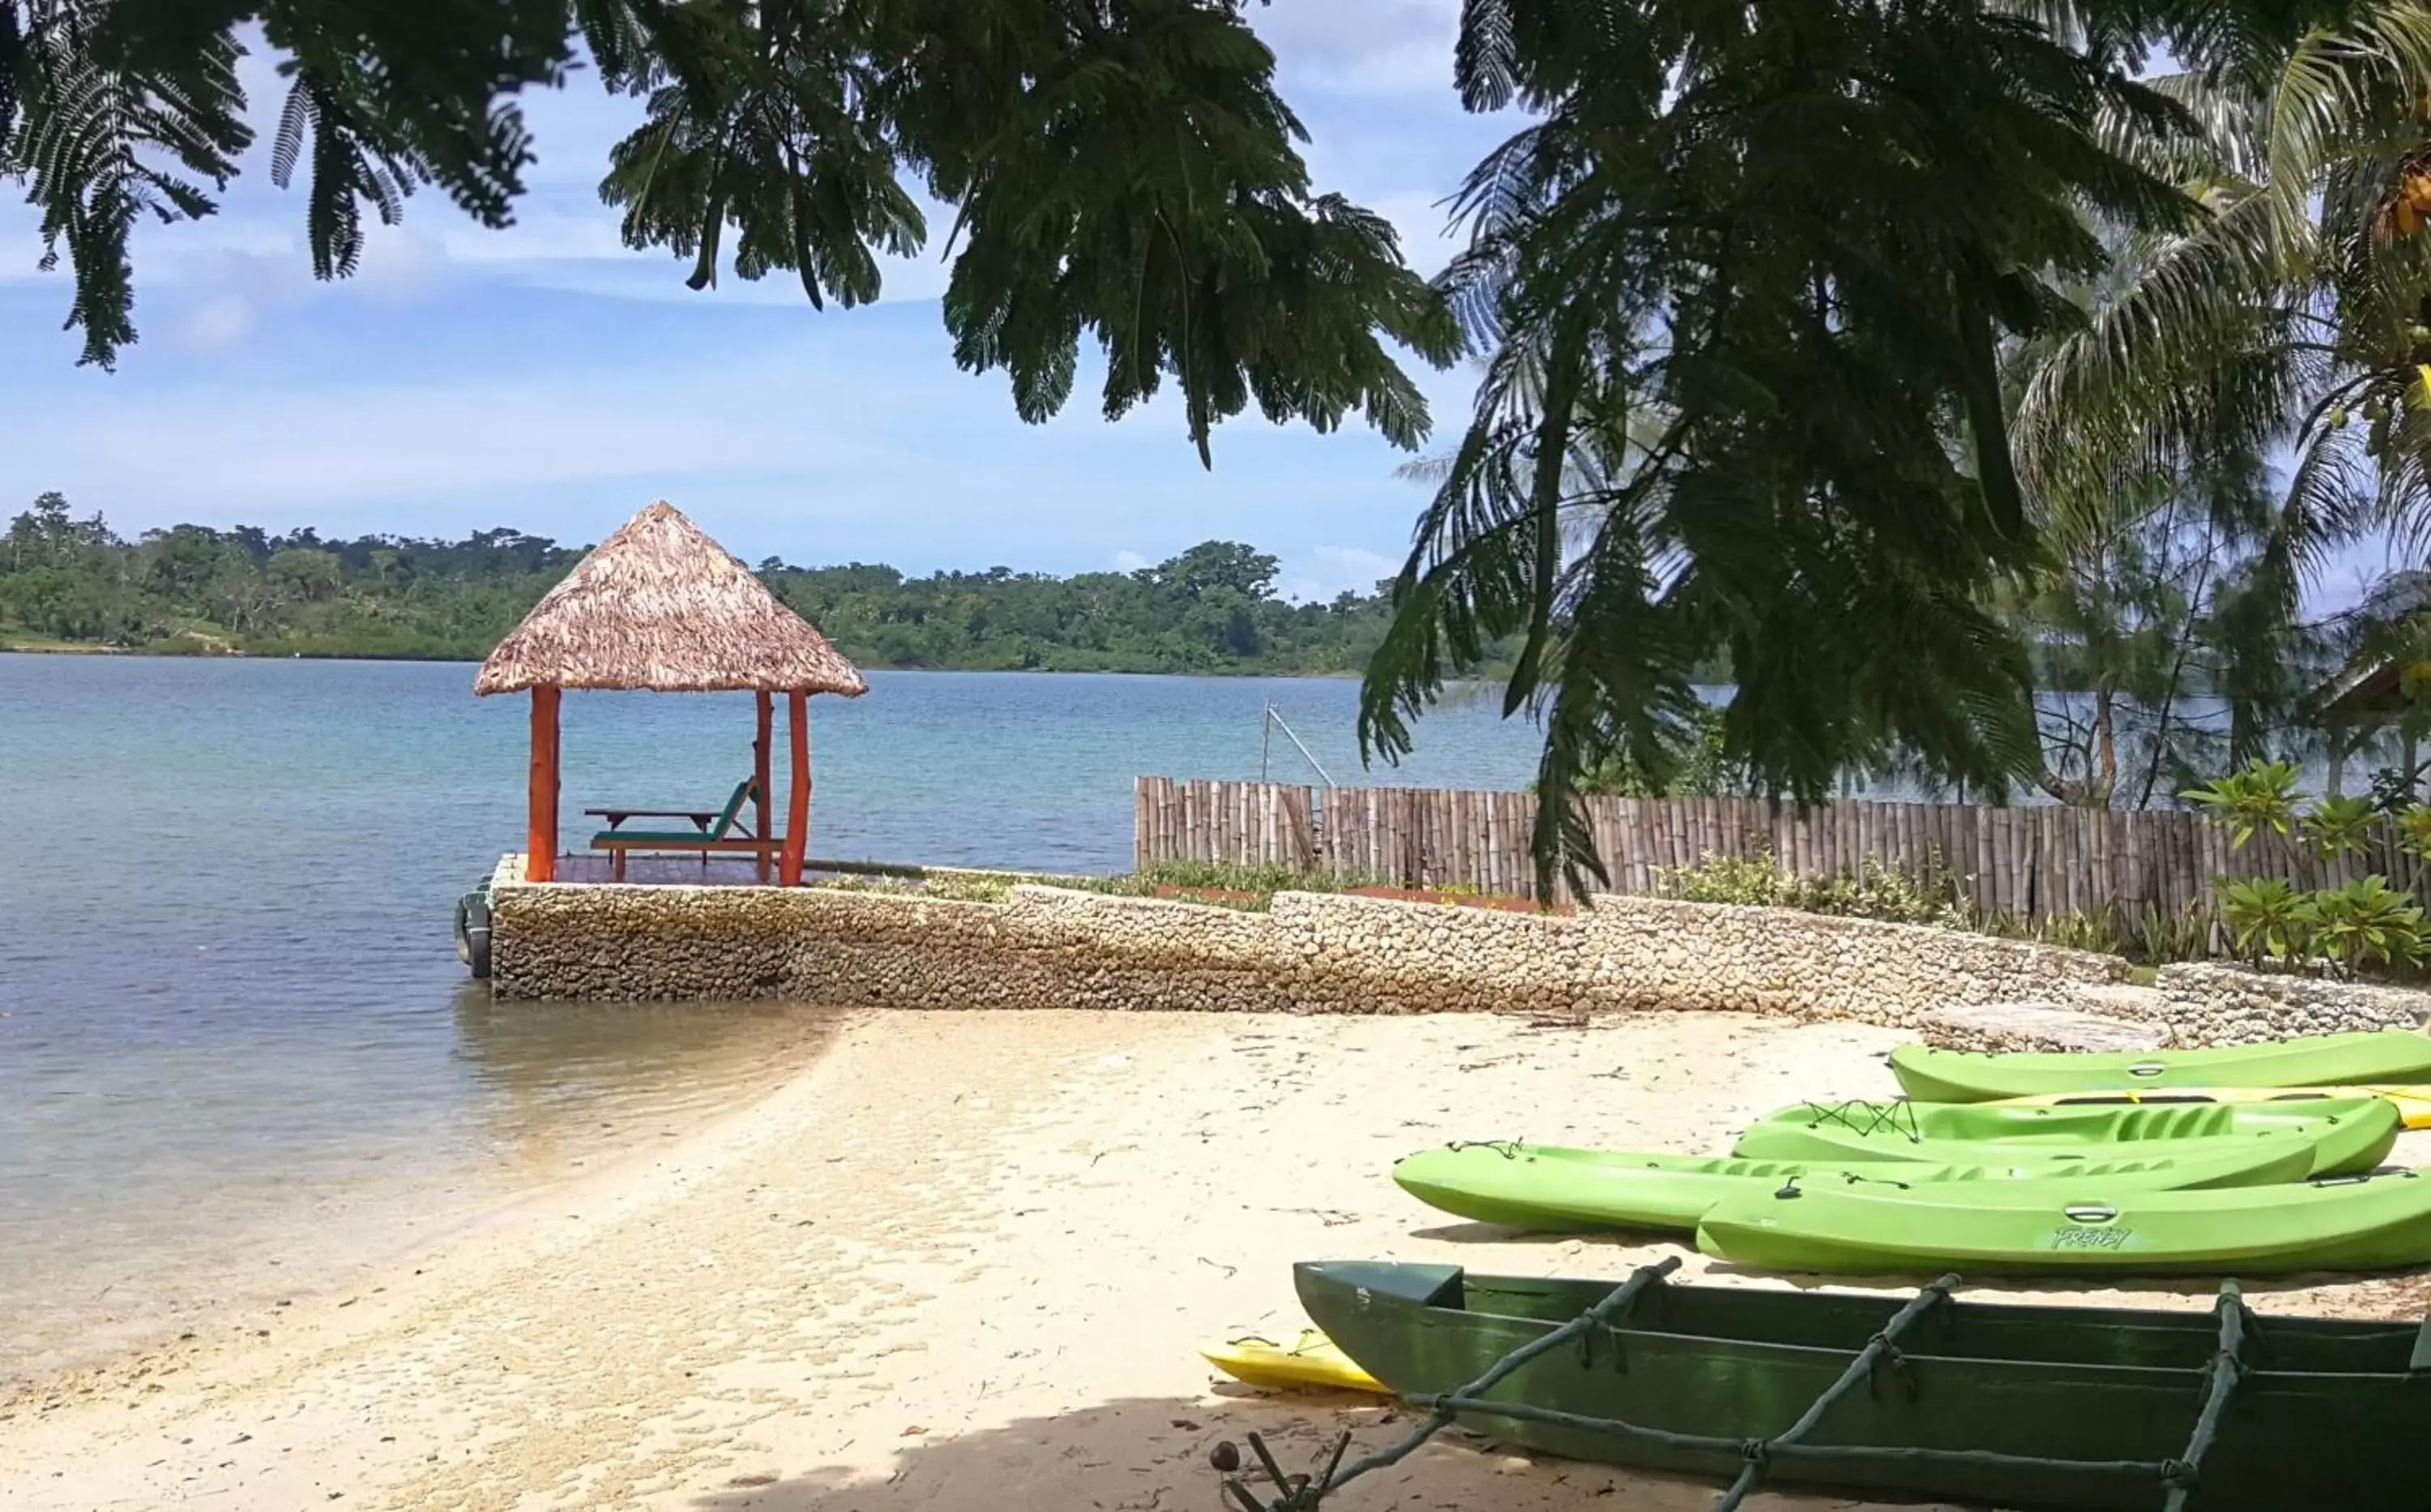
[[527, 684, 561, 882], [781, 690, 810, 886], [754, 691, 774, 884]]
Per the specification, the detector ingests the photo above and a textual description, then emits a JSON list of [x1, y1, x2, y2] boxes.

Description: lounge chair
[[586, 777, 780, 881]]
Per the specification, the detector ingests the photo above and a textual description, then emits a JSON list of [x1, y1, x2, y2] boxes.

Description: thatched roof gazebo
[[475, 501, 866, 885]]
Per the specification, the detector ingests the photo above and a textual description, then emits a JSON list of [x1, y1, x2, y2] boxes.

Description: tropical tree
[[1358, 0, 2207, 893], [2013, 4, 2431, 612], [1353, 2, 2431, 891], [2, 1, 1455, 461], [2001, 272, 2325, 811]]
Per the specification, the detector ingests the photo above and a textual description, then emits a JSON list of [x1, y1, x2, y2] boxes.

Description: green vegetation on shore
[[0, 493, 1410, 674]]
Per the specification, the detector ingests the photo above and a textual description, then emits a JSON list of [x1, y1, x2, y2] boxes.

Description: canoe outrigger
[[1277, 1258, 2431, 1511]]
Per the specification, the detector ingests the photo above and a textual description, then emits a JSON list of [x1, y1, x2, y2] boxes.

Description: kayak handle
[[2126, 1061, 2166, 1078], [2062, 1204, 2119, 1224], [1446, 1140, 1524, 1160]]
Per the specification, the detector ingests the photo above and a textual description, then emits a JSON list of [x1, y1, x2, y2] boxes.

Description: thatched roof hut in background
[[475, 500, 865, 697], [476, 500, 865, 885]]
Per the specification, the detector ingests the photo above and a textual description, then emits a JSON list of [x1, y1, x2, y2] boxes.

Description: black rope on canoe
[[1221, 1386, 2188, 1512], [1792, 1099, 1923, 1143], [1708, 1273, 1958, 1512], [1867, 1339, 1921, 1406], [1216, 1257, 1682, 1511], [2159, 1281, 2253, 1512]]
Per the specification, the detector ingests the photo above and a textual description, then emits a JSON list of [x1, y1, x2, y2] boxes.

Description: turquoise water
[[0, 656, 1540, 1382]]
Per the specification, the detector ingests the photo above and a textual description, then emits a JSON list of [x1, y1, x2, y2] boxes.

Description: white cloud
[[1274, 545, 1406, 604], [8, 357, 897, 515], [440, 211, 630, 265], [1112, 549, 1152, 573], [1361, 188, 1464, 276], [1278, 544, 1402, 602], [178, 294, 258, 350], [1249, 1, 1460, 96], [354, 224, 451, 294]]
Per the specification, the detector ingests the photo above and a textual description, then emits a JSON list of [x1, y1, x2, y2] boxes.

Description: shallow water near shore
[[0, 656, 1545, 1386]]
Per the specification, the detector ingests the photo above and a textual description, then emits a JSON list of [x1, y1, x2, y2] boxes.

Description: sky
[[0, 4, 1519, 605]]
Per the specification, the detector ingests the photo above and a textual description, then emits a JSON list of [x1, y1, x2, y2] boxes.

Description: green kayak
[[1698, 1167, 2431, 1275], [1734, 1095, 2400, 1177], [1890, 1030, 2431, 1103], [1391, 1139, 2318, 1234]]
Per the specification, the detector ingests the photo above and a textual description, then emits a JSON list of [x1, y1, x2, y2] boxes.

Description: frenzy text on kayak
[[2049, 1225, 2135, 1250]]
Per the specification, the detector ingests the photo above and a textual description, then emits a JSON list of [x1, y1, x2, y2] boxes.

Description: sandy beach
[[4, 1007, 2425, 1512]]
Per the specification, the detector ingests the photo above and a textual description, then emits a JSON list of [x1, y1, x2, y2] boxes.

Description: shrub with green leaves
[[2181, 761, 2301, 848], [1661, 851, 1959, 928], [2302, 795, 2378, 860], [2305, 876, 2426, 972], [2216, 877, 2309, 964], [2398, 805, 2431, 861]]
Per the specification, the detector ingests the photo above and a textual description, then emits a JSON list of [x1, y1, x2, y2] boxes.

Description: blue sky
[[0, 3, 1514, 604]]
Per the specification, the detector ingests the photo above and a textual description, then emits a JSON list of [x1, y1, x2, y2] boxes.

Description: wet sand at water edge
[[3, 1009, 2425, 1512]]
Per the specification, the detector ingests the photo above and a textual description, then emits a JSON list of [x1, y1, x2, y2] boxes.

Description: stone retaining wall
[[2148, 963, 2428, 1045], [486, 856, 2431, 1044], [490, 861, 2129, 1027], [493, 868, 2431, 1042]]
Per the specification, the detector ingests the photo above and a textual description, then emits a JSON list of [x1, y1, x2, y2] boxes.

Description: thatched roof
[[473, 502, 868, 696]]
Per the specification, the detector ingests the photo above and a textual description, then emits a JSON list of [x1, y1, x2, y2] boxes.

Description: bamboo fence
[[1133, 776, 2431, 920]]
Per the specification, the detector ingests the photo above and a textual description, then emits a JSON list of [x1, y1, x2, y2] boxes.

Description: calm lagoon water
[[0, 656, 1541, 1382]]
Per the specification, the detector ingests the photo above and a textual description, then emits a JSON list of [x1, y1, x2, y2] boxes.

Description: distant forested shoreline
[[0, 492, 1421, 675]]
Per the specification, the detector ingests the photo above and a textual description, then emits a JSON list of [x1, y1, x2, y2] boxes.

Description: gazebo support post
[[527, 685, 562, 882], [782, 690, 811, 886], [754, 691, 774, 883]]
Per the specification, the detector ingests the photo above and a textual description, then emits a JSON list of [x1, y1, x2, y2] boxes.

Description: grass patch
[[1659, 849, 2220, 966], [802, 852, 2228, 966], [800, 859, 1402, 913]]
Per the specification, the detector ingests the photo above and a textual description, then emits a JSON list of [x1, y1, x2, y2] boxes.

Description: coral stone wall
[[487, 863, 2129, 1025], [2148, 963, 2427, 1046], [485, 855, 2431, 1044]]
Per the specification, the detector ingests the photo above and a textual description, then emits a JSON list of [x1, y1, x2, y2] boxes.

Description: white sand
[[3, 1009, 2424, 1512]]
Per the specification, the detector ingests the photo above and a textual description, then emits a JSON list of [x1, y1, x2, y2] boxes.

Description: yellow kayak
[[1200, 1328, 1390, 1394], [1991, 1084, 2431, 1131]]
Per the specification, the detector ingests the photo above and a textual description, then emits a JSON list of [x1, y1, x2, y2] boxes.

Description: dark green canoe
[[1697, 1168, 2431, 1276], [1295, 1259, 2431, 1510], [1390, 1138, 2318, 1234], [1734, 1095, 2400, 1177], [1890, 1031, 2431, 1103]]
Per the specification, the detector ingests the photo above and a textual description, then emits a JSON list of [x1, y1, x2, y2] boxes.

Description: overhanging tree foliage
[[1358, 0, 2211, 894], [1351, 2, 2431, 895], [0, 1, 1456, 463]]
